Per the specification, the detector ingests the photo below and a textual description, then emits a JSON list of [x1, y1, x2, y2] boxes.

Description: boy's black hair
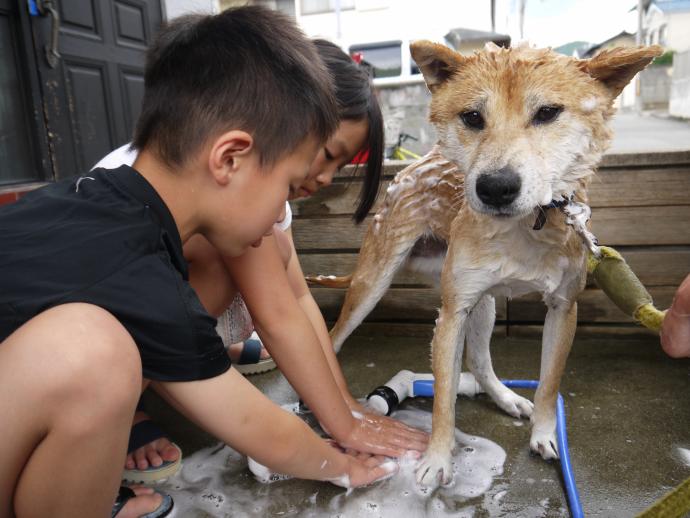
[[313, 39, 384, 223], [134, 6, 338, 166]]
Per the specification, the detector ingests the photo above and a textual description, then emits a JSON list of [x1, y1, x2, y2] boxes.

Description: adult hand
[[660, 274, 690, 358]]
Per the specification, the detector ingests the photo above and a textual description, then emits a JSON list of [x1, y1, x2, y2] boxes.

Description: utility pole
[[335, 0, 342, 40], [635, 0, 644, 113]]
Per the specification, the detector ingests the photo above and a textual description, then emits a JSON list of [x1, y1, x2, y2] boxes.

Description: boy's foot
[[123, 411, 182, 483], [112, 486, 173, 518], [227, 332, 277, 375]]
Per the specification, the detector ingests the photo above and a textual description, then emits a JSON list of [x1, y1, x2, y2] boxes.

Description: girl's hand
[[327, 445, 398, 487], [333, 411, 429, 458]]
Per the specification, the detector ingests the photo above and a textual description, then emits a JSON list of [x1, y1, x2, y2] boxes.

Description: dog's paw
[[494, 389, 534, 419], [415, 450, 453, 487], [530, 427, 559, 460]]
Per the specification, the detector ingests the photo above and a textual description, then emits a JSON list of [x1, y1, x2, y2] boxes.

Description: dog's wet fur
[[311, 41, 662, 486]]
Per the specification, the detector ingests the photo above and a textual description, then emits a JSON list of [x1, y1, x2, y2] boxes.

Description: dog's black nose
[[476, 168, 521, 207]]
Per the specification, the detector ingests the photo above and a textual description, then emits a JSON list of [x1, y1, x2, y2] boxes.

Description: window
[[659, 25, 667, 46], [350, 41, 402, 79], [410, 57, 420, 76], [300, 0, 355, 15]]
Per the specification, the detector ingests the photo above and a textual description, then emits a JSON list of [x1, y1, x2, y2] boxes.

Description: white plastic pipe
[[366, 370, 483, 416]]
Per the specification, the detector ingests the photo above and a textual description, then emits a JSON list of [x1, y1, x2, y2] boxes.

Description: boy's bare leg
[[152, 368, 396, 486], [0, 303, 160, 518]]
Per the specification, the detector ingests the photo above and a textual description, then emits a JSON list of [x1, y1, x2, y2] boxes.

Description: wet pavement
[[143, 331, 690, 517]]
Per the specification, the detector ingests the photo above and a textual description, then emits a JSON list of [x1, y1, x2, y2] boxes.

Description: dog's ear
[[580, 45, 663, 97], [410, 40, 464, 92]]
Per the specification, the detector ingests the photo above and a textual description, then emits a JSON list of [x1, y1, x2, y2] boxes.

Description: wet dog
[[312, 41, 661, 486]]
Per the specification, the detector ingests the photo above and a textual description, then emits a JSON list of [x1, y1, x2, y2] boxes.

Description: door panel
[[120, 67, 144, 133], [59, 0, 99, 37], [64, 60, 116, 169], [114, 0, 149, 47], [32, 0, 162, 179]]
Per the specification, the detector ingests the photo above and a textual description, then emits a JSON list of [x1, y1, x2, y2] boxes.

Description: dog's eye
[[460, 111, 485, 130], [533, 105, 563, 125]]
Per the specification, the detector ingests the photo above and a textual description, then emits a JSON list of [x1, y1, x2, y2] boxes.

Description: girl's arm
[[283, 227, 358, 408], [283, 226, 429, 439], [224, 235, 427, 457], [152, 367, 395, 487]]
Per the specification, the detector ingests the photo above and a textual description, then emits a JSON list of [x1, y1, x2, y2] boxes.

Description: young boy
[[0, 7, 395, 517]]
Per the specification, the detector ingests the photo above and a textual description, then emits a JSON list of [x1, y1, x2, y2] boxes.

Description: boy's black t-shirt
[[0, 165, 232, 382]]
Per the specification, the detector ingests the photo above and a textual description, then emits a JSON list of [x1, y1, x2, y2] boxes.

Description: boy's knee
[[74, 305, 142, 389], [35, 304, 141, 395]]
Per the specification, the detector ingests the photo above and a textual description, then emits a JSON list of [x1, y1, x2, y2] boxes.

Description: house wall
[[670, 49, 690, 118], [376, 83, 434, 156], [164, 0, 218, 19], [666, 12, 690, 51], [645, 6, 690, 51], [640, 65, 672, 109]]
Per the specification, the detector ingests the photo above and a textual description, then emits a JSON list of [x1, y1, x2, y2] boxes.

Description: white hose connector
[[366, 370, 484, 416], [456, 372, 484, 397]]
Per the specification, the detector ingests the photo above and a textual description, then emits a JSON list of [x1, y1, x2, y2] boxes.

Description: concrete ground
[[144, 331, 690, 517]]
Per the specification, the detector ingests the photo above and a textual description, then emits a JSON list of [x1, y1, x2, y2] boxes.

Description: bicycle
[[386, 132, 421, 161]]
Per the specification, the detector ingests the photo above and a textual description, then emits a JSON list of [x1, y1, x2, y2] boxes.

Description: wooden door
[[29, 0, 163, 180]]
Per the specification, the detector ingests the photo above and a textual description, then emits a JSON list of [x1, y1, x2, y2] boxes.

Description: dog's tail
[[305, 273, 353, 288]]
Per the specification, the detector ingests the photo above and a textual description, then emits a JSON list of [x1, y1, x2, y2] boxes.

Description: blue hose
[[411, 378, 583, 518]]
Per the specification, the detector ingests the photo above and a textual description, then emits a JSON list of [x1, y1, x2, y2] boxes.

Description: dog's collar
[[532, 196, 571, 230], [532, 195, 603, 258]]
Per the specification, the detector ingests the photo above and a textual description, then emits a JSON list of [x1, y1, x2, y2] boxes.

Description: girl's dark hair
[[313, 39, 383, 223], [134, 7, 337, 167]]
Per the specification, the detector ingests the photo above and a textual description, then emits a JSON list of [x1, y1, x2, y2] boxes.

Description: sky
[[497, 0, 640, 48]]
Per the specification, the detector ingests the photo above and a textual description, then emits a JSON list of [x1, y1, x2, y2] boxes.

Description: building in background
[[581, 31, 641, 110], [218, 1, 504, 155], [2, 0, 686, 199], [640, 0, 690, 118], [642, 0, 690, 50], [289, 0, 501, 156]]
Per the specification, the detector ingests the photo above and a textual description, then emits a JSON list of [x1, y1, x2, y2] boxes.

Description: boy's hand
[[336, 411, 428, 458]]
